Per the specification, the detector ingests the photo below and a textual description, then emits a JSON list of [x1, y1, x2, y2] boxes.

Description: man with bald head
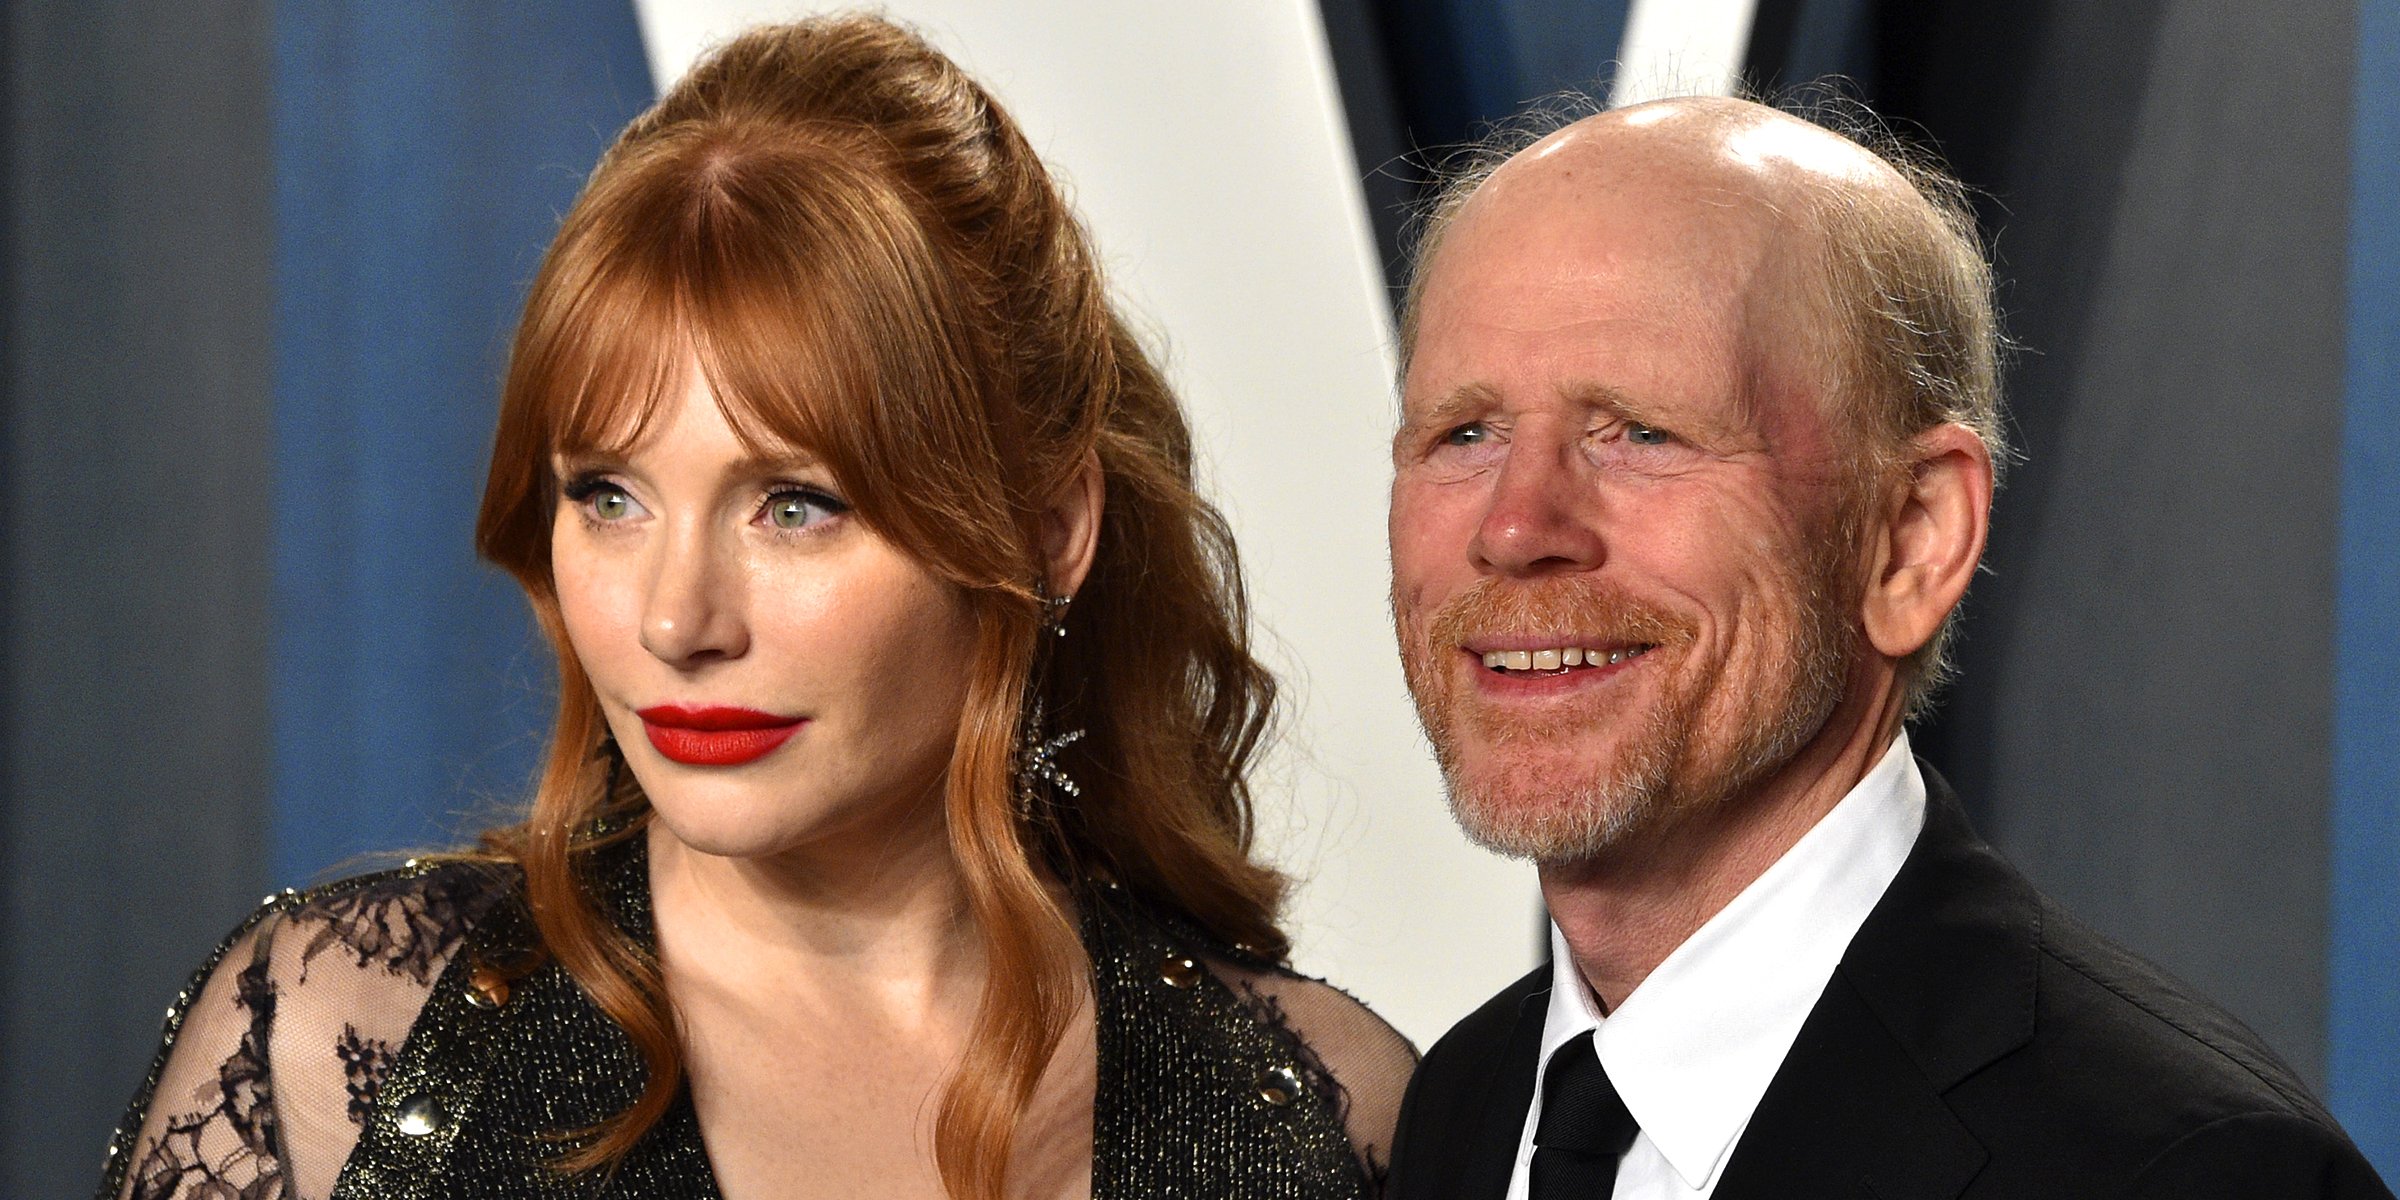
[[1383, 98, 2388, 1199]]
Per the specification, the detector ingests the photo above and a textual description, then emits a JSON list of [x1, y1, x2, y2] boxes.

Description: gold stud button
[[1159, 954, 1202, 989], [1257, 1065, 1303, 1107], [396, 1094, 443, 1136], [466, 964, 511, 1009]]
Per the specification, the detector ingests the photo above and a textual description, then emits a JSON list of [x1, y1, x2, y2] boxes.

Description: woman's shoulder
[[101, 859, 522, 1200], [1115, 897, 1419, 1098], [1094, 892, 1420, 1190], [270, 856, 522, 985], [1201, 952, 1420, 1186]]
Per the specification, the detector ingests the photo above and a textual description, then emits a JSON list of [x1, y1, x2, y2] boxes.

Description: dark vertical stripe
[[1316, 0, 1419, 303], [1744, 0, 1810, 87], [1865, 0, 2344, 1088], [2334, 0, 2400, 1174], [270, 2, 653, 885], [3, 5, 275, 1194], [1322, 0, 1631, 301], [1743, 0, 1879, 95]]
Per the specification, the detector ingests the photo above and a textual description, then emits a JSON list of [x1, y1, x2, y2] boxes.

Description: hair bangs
[[668, 133, 1027, 589], [545, 264, 693, 462]]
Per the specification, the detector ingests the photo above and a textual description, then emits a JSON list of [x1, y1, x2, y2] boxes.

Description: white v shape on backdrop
[[628, 0, 1758, 1047]]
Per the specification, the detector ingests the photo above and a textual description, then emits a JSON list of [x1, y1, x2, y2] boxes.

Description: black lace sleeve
[[1208, 959, 1422, 1191], [98, 893, 297, 1200], [98, 863, 507, 1200]]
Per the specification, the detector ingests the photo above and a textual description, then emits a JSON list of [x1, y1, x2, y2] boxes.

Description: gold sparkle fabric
[[98, 841, 1413, 1199]]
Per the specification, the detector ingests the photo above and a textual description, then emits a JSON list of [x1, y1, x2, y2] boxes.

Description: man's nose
[[638, 526, 749, 666], [1467, 434, 1606, 576]]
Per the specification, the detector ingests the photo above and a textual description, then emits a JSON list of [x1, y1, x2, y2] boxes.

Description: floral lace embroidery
[[127, 954, 284, 1200], [296, 867, 485, 985], [333, 1025, 397, 1127], [114, 867, 500, 1200]]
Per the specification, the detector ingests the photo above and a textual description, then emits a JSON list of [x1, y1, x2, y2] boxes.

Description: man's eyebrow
[[1401, 383, 1502, 434]]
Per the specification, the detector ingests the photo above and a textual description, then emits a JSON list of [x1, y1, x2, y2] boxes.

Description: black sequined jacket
[[98, 843, 1415, 1200]]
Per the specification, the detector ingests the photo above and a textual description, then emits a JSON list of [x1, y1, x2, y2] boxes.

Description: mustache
[[1422, 576, 1692, 651]]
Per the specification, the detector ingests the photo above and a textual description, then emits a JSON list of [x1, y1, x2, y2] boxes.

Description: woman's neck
[[644, 797, 985, 1021], [647, 794, 1038, 1200]]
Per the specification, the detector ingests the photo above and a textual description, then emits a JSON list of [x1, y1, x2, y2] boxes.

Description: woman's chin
[[642, 792, 941, 868]]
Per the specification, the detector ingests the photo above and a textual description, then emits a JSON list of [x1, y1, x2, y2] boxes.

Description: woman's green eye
[[593, 488, 632, 520], [764, 488, 847, 531]]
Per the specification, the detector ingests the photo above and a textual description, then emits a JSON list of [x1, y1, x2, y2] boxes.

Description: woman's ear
[[1043, 448, 1105, 599], [1861, 423, 1992, 660]]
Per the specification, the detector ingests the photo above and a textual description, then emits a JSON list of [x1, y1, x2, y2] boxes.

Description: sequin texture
[[98, 840, 1396, 1199]]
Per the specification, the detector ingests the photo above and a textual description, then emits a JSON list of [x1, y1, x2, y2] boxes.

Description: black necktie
[[1529, 1035, 1639, 1199]]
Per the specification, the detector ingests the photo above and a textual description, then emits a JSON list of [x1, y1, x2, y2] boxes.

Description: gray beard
[[1422, 607, 1852, 866]]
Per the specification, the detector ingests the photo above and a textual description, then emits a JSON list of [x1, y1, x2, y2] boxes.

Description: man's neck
[[1540, 686, 1907, 1012]]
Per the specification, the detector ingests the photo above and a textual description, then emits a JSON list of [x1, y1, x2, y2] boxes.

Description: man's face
[[1389, 140, 1868, 863]]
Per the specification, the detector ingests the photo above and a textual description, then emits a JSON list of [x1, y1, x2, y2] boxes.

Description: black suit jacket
[[1388, 767, 2393, 1198]]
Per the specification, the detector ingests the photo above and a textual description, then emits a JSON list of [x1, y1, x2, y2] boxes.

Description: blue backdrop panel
[[2335, 0, 2400, 1171], [272, 2, 654, 884]]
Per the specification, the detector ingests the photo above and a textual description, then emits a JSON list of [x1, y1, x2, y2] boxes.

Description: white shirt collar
[[1528, 732, 1927, 1193]]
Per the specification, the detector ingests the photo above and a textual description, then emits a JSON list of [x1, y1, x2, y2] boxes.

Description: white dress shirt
[[1502, 733, 1929, 1200]]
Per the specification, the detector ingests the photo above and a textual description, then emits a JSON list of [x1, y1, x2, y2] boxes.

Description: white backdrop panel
[[1614, 0, 1759, 105], [631, 0, 1540, 1047]]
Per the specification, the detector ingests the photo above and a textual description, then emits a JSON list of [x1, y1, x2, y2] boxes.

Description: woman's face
[[551, 364, 980, 860]]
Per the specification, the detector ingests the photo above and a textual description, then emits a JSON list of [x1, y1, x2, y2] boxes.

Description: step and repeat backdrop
[[5, 1, 2393, 1194]]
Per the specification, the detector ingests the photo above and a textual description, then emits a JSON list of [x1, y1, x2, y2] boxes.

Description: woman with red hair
[[101, 15, 1412, 1200]]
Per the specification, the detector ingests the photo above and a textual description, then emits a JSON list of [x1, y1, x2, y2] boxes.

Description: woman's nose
[[638, 528, 749, 666]]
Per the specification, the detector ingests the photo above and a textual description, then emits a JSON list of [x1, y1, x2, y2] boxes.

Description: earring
[[1014, 697, 1086, 821], [1040, 588, 1072, 638]]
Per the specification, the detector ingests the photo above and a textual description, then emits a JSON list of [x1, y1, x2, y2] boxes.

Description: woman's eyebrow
[[726, 447, 832, 477]]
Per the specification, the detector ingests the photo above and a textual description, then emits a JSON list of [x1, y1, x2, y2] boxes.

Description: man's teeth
[[1480, 645, 1653, 671]]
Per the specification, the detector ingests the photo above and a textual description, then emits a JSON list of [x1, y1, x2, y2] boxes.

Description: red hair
[[472, 15, 1285, 1197]]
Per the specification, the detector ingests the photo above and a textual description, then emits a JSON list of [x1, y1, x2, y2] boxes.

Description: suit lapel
[[1714, 973, 1986, 1199], [1715, 765, 2037, 1200], [1455, 987, 1548, 1200], [1390, 967, 1549, 1200]]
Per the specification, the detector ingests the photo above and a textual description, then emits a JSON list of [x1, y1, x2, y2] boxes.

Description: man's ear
[[1862, 423, 1992, 659], [1042, 448, 1105, 599]]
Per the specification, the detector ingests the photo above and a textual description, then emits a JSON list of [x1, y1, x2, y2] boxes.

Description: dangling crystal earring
[[1017, 582, 1084, 820], [1014, 697, 1086, 821]]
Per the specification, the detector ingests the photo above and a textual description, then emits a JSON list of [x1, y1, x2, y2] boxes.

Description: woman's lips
[[635, 705, 806, 767]]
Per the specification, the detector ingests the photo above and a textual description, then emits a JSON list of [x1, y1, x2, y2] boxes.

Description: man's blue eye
[[1443, 423, 1490, 447], [1627, 423, 1671, 446]]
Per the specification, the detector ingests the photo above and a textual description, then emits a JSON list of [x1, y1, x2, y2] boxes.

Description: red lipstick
[[636, 705, 806, 767]]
